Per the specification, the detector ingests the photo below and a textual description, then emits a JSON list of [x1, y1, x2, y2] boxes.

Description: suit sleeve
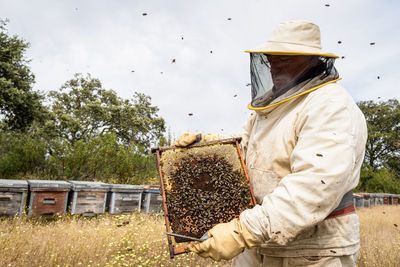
[[231, 111, 257, 157]]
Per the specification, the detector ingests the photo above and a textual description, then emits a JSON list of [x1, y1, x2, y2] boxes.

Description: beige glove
[[187, 218, 259, 261], [172, 133, 223, 147], [172, 133, 199, 147]]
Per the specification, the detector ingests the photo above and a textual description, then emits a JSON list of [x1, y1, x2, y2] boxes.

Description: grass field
[[357, 206, 400, 267], [0, 206, 399, 267]]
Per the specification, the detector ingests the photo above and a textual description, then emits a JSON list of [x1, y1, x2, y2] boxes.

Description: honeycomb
[[159, 142, 254, 242]]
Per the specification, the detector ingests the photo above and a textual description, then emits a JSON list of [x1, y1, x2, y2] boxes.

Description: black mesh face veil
[[249, 53, 339, 108]]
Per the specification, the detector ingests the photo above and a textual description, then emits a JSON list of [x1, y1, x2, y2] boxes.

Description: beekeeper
[[173, 20, 367, 267]]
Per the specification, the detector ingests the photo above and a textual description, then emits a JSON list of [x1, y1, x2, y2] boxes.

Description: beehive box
[[68, 181, 109, 216], [363, 196, 371, 208], [353, 194, 364, 208], [108, 184, 144, 214], [141, 187, 162, 213], [388, 194, 399, 205], [0, 179, 28, 216], [393, 195, 400, 205], [383, 194, 390, 205], [374, 193, 385, 205], [369, 193, 378, 206], [27, 180, 71, 216], [362, 193, 372, 207], [152, 138, 256, 258]]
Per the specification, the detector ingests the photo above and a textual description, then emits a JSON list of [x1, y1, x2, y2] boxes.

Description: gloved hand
[[172, 133, 199, 147], [187, 218, 259, 261], [172, 133, 223, 147]]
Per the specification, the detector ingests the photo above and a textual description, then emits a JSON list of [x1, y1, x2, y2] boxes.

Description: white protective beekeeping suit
[[231, 20, 368, 267]]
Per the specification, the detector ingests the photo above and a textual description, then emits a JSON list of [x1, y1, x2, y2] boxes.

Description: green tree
[[0, 131, 47, 179], [358, 99, 400, 172], [356, 99, 400, 193], [355, 166, 400, 194], [46, 132, 158, 184], [47, 73, 165, 148], [0, 19, 45, 131]]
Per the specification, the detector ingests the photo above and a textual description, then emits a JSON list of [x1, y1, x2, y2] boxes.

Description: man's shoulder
[[305, 82, 355, 106], [303, 81, 365, 122], [309, 81, 348, 98]]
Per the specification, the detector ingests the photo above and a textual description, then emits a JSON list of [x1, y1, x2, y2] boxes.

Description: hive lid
[[143, 188, 161, 193], [68, 181, 110, 191], [0, 179, 28, 188], [28, 180, 71, 189], [374, 193, 389, 197], [109, 184, 144, 192]]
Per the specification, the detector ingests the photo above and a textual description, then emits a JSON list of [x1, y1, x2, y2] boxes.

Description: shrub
[[0, 132, 46, 178], [356, 166, 400, 193]]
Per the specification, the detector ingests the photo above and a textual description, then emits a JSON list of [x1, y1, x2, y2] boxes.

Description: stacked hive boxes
[[0, 180, 28, 216], [353, 193, 400, 208], [108, 184, 144, 214], [27, 180, 71, 216], [69, 181, 110, 216], [391, 194, 399, 205], [0, 180, 162, 216], [141, 187, 162, 213]]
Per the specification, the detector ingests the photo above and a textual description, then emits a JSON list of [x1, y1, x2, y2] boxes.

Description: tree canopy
[[0, 19, 45, 131], [47, 73, 165, 148], [358, 99, 400, 172], [356, 99, 400, 193], [0, 73, 167, 183]]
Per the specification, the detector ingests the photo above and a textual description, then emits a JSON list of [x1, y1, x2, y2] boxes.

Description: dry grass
[[0, 213, 230, 267], [357, 205, 400, 267], [0, 206, 398, 266]]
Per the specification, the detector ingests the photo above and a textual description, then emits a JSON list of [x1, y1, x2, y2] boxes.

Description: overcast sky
[[1, 0, 399, 137]]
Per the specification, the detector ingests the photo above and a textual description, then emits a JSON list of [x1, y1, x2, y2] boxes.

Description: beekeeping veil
[[246, 20, 340, 110]]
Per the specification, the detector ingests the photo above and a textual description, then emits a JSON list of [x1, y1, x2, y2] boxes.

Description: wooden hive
[[27, 180, 71, 216], [383, 194, 390, 205], [68, 181, 110, 216], [369, 193, 378, 206], [353, 194, 364, 208], [152, 138, 256, 258], [0, 179, 28, 216], [394, 194, 399, 205], [393, 195, 400, 205], [108, 184, 144, 214], [374, 193, 384, 205], [389, 194, 399, 205], [141, 187, 162, 213]]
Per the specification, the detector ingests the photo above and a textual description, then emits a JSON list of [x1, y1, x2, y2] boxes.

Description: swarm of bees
[[163, 151, 252, 242]]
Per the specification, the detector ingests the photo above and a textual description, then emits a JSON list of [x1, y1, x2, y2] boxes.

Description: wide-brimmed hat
[[245, 20, 338, 58]]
